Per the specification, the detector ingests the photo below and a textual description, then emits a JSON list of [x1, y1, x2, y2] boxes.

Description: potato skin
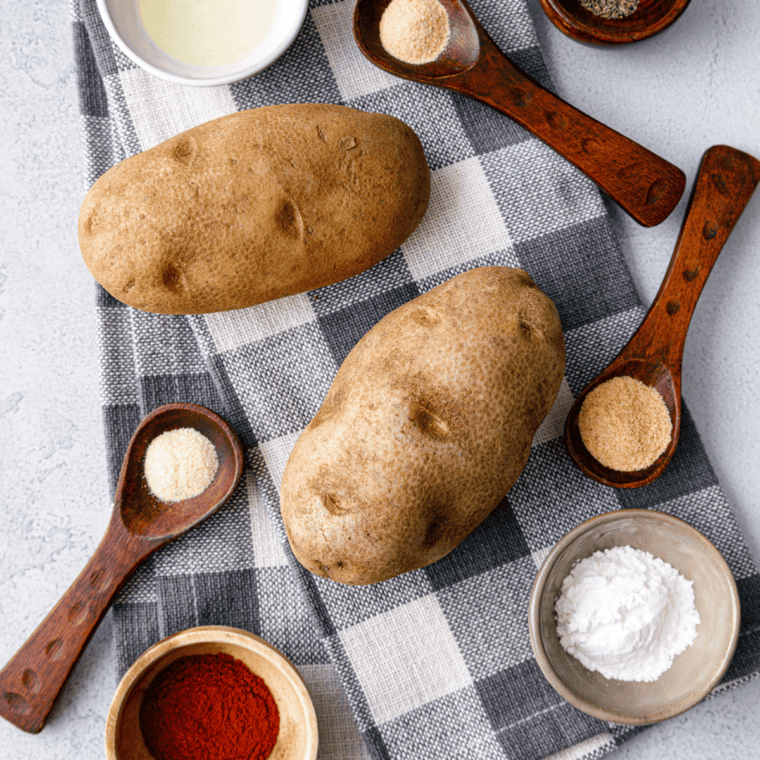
[[78, 104, 430, 314], [280, 267, 566, 585]]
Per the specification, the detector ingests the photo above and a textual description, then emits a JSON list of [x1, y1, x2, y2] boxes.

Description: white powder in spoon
[[144, 427, 218, 503], [379, 0, 450, 65], [555, 545, 700, 682]]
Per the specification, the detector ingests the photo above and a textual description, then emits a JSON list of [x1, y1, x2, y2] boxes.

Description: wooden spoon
[[353, 0, 686, 227], [564, 145, 760, 488], [0, 403, 244, 733]]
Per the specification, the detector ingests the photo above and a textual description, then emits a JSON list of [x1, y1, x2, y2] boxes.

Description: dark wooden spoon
[[353, 0, 686, 227], [564, 145, 760, 488], [0, 403, 244, 733]]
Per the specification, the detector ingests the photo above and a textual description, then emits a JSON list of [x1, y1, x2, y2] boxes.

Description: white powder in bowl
[[555, 545, 700, 682], [144, 428, 219, 503]]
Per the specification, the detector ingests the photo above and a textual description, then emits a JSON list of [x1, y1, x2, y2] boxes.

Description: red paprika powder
[[139, 652, 280, 760]]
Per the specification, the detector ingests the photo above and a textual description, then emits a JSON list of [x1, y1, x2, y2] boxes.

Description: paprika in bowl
[[105, 626, 318, 760]]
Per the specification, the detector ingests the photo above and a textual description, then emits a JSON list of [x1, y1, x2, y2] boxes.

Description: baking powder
[[555, 545, 700, 682]]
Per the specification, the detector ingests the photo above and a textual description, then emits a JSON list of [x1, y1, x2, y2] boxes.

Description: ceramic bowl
[[95, 0, 308, 86], [538, 0, 691, 45], [106, 626, 318, 760], [528, 509, 740, 724]]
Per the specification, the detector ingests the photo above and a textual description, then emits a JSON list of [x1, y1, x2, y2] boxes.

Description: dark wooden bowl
[[538, 0, 691, 45]]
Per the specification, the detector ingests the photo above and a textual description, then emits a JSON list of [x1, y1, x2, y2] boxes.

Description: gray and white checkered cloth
[[71, 0, 760, 758]]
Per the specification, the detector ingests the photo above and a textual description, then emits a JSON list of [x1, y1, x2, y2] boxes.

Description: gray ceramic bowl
[[528, 509, 740, 724]]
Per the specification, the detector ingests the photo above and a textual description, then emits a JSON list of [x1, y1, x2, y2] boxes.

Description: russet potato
[[78, 104, 430, 314], [280, 266, 566, 585]]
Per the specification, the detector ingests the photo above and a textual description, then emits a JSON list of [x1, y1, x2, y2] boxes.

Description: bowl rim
[[95, 0, 308, 87], [537, 0, 692, 45], [528, 509, 741, 724], [105, 625, 318, 760]]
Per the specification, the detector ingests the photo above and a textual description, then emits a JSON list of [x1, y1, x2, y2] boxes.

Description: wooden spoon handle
[[0, 518, 150, 733], [621, 145, 760, 371], [457, 40, 686, 227]]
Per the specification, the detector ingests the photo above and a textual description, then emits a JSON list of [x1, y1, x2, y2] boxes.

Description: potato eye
[[409, 402, 450, 439]]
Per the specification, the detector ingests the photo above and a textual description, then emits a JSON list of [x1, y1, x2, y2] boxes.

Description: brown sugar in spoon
[[353, 0, 686, 227], [564, 145, 760, 488], [0, 403, 244, 733]]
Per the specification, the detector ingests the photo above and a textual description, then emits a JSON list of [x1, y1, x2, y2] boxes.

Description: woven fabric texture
[[71, 0, 760, 758]]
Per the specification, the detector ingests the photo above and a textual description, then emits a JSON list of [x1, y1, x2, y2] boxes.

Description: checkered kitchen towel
[[72, 0, 760, 758]]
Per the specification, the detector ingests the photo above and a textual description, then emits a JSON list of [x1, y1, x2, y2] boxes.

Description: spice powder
[[140, 652, 280, 760], [379, 0, 450, 64], [578, 375, 672, 472], [144, 427, 219, 503]]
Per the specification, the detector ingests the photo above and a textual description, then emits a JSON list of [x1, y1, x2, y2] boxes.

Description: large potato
[[78, 104, 429, 314], [280, 267, 565, 585]]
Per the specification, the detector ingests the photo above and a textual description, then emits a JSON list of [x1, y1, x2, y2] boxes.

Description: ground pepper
[[580, 0, 639, 19], [139, 652, 280, 760]]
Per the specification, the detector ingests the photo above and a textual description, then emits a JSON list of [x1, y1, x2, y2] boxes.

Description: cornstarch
[[555, 545, 700, 682], [144, 428, 219, 503]]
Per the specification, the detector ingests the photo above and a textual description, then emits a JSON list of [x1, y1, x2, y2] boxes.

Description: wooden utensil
[[0, 403, 244, 733], [564, 145, 760, 488], [353, 0, 686, 227]]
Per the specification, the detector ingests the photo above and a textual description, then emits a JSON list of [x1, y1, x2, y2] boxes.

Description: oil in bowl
[[137, 0, 277, 68], [97, 0, 308, 86], [106, 626, 318, 760]]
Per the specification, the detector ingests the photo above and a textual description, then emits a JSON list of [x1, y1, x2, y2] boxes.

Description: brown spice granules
[[578, 376, 672, 472], [379, 0, 450, 65], [580, 0, 639, 20]]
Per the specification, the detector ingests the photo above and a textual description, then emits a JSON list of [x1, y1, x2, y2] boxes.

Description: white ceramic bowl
[[96, 0, 308, 87]]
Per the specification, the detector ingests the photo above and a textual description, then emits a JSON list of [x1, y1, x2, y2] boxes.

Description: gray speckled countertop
[[1, 0, 758, 757]]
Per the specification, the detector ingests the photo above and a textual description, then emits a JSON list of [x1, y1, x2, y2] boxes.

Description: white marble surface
[[0, 0, 758, 757]]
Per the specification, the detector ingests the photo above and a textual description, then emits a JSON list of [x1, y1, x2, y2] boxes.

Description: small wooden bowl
[[528, 510, 740, 724], [538, 0, 691, 45], [106, 626, 318, 760]]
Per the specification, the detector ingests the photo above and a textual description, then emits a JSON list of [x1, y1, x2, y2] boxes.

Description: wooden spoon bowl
[[355, 0, 480, 76], [538, 0, 692, 46], [565, 358, 678, 487], [0, 403, 244, 733], [565, 145, 760, 488], [354, 0, 686, 227], [118, 404, 243, 539]]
